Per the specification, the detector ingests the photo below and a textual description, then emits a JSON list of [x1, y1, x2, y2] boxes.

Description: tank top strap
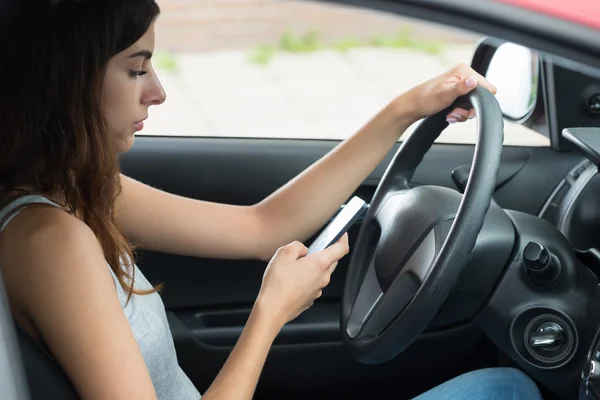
[[0, 194, 61, 233]]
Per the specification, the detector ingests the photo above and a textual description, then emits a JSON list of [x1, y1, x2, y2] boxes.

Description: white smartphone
[[307, 196, 368, 254]]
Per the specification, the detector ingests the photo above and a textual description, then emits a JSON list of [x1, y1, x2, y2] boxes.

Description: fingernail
[[468, 114, 476, 119], [446, 117, 457, 124], [450, 113, 463, 119], [466, 76, 477, 88]]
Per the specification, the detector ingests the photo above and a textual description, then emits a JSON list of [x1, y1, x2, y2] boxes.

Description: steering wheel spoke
[[358, 271, 420, 339], [345, 260, 383, 339], [346, 227, 438, 339], [346, 260, 421, 339], [396, 229, 437, 282]]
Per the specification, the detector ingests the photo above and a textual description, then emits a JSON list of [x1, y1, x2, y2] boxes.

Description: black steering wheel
[[341, 86, 504, 364]]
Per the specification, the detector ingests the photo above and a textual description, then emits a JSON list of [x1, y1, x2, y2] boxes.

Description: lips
[[133, 117, 147, 132]]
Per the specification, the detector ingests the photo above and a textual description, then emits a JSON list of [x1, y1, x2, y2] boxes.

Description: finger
[[456, 74, 497, 96], [446, 108, 469, 123], [336, 232, 349, 247], [468, 108, 476, 119], [319, 237, 350, 265], [454, 64, 497, 95], [455, 75, 478, 95], [304, 233, 350, 267], [278, 240, 309, 260]]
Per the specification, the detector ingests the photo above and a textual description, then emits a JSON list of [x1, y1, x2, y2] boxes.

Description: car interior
[[2, 1, 600, 400]]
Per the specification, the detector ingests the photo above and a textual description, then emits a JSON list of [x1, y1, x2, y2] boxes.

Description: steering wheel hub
[[373, 186, 463, 290]]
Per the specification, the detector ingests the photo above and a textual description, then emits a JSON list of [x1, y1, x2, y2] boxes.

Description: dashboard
[[536, 127, 600, 399]]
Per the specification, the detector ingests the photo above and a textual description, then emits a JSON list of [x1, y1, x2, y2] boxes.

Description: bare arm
[[116, 175, 266, 260], [202, 236, 349, 399], [1, 208, 158, 400], [117, 64, 496, 261], [116, 99, 411, 261], [201, 302, 279, 400]]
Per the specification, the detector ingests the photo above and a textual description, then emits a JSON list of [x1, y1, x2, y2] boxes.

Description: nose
[[143, 72, 167, 106]]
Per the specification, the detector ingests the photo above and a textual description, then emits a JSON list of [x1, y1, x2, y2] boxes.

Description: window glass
[[143, 0, 549, 147]]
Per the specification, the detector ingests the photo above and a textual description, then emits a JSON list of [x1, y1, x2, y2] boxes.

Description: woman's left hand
[[398, 63, 497, 124]]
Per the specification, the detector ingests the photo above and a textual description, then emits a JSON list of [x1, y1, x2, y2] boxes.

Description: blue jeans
[[413, 367, 543, 400]]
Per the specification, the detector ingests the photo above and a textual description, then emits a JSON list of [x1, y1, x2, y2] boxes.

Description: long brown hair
[[0, 0, 162, 302]]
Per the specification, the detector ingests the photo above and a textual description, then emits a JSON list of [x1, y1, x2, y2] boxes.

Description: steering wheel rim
[[341, 86, 504, 364]]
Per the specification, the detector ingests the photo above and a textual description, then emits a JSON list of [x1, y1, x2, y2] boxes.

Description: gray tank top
[[0, 195, 201, 400]]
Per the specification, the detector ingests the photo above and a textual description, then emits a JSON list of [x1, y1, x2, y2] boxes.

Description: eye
[[129, 70, 148, 79]]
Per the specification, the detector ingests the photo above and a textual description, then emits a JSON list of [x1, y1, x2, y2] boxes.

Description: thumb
[[278, 241, 309, 261], [455, 75, 478, 96], [307, 237, 350, 268]]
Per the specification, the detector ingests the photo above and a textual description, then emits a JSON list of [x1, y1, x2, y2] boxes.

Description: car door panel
[[167, 308, 483, 399], [120, 136, 582, 398]]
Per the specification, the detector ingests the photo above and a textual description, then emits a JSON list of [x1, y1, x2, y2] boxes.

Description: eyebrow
[[127, 50, 153, 60]]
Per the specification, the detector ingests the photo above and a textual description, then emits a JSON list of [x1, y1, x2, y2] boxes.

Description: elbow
[[248, 203, 279, 261]]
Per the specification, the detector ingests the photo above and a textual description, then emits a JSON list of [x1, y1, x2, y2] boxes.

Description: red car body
[[497, 0, 600, 29]]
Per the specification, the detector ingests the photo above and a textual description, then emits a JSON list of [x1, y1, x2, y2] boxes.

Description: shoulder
[[2, 204, 102, 266], [0, 204, 111, 313]]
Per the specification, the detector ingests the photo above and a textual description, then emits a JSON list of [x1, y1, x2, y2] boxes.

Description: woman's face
[[101, 22, 166, 153]]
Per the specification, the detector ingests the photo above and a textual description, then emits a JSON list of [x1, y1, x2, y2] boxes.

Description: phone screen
[[307, 196, 368, 254]]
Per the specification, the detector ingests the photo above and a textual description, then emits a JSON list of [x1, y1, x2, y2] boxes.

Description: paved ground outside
[[142, 45, 549, 146], [140, 0, 549, 147], [154, 0, 477, 52]]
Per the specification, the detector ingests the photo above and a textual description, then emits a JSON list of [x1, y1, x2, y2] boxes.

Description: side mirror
[[472, 38, 541, 123]]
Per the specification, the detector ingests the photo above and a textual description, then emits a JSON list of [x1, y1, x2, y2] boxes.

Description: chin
[[116, 134, 135, 153]]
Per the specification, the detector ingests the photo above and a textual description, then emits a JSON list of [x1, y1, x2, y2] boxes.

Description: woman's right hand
[[256, 233, 350, 327]]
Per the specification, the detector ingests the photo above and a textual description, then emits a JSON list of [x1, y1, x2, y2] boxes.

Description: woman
[[0, 0, 542, 399]]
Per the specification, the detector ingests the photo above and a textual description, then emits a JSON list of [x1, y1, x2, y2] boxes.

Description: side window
[[146, 0, 549, 147]]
